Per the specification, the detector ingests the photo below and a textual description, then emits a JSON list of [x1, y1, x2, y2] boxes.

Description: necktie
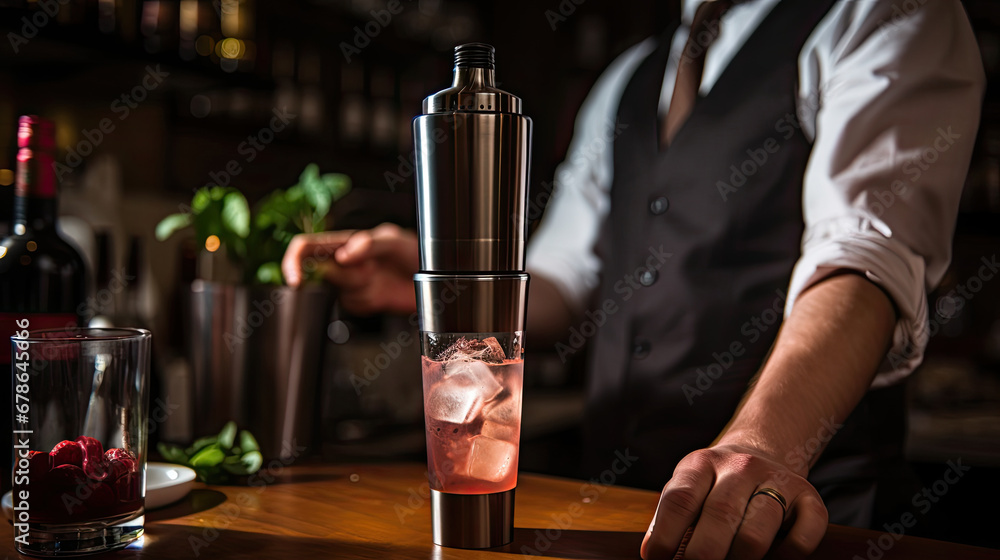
[[661, 0, 734, 148]]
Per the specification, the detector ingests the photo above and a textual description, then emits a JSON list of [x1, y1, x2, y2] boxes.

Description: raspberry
[[105, 448, 137, 480], [75, 436, 105, 460], [77, 437, 110, 481], [115, 473, 140, 503], [26, 450, 50, 483], [51, 440, 84, 468], [83, 481, 116, 511], [48, 464, 87, 488]]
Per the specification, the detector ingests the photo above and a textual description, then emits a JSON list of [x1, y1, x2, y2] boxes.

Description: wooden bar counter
[[2, 463, 997, 559]]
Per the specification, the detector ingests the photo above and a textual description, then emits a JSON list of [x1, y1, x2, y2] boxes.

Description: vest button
[[649, 196, 670, 215], [639, 269, 657, 286], [632, 340, 650, 359]]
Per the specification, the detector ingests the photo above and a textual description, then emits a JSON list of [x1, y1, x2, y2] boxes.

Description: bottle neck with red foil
[[13, 116, 58, 234]]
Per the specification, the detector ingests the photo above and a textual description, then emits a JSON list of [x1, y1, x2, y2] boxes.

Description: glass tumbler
[[10, 328, 150, 556], [421, 331, 524, 495]]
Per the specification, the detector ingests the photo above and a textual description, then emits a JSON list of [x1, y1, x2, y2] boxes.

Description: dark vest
[[585, 0, 917, 528]]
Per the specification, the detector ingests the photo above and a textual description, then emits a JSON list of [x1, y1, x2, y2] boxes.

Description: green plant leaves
[[300, 163, 328, 217], [255, 262, 283, 285], [222, 192, 251, 238], [158, 442, 188, 465], [186, 435, 217, 456], [217, 420, 238, 448], [222, 450, 263, 476], [156, 421, 265, 484], [298, 163, 351, 227], [153, 164, 351, 285], [154, 213, 192, 241], [192, 189, 212, 213], [189, 444, 225, 467], [239, 430, 259, 453]]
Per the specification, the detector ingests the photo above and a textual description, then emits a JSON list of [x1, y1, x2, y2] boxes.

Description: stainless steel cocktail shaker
[[413, 43, 532, 549]]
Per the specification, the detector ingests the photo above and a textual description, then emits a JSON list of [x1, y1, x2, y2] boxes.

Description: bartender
[[283, 0, 984, 558]]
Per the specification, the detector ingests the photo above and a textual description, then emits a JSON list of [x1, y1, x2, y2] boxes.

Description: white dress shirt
[[525, 0, 985, 386]]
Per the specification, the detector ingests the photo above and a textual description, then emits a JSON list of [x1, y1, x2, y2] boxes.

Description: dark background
[[1, 0, 998, 549]]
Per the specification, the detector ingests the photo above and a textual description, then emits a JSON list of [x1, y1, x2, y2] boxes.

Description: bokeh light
[[217, 37, 244, 59], [205, 235, 221, 252]]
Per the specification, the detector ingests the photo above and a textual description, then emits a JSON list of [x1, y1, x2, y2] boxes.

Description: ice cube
[[481, 420, 518, 442], [437, 337, 475, 361], [466, 436, 517, 483], [481, 395, 520, 442], [437, 337, 506, 364], [483, 393, 518, 425], [425, 361, 502, 425], [444, 359, 503, 400], [480, 337, 506, 363], [426, 377, 487, 426]]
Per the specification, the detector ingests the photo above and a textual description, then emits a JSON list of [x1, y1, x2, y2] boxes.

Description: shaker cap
[[422, 43, 522, 115]]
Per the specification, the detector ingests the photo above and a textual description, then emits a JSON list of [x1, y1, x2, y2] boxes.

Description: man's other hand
[[281, 222, 419, 315]]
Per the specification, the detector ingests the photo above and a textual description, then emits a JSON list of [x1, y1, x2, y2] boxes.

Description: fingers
[[683, 472, 757, 560], [641, 453, 715, 559], [282, 223, 418, 287], [726, 486, 787, 560], [640, 444, 829, 560], [337, 223, 418, 266], [770, 491, 828, 560], [282, 230, 354, 286]]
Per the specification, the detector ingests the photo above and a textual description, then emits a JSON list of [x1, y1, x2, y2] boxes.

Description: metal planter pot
[[183, 280, 334, 460]]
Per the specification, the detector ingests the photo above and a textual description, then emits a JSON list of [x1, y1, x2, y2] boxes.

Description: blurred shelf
[[906, 406, 1000, 466]]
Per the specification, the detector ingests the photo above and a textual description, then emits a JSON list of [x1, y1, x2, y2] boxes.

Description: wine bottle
[[0, 115, 87, 489], [0, 115, 87, 336]]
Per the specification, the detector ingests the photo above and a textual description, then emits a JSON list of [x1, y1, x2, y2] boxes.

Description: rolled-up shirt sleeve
[[787, 0, 986, 386]]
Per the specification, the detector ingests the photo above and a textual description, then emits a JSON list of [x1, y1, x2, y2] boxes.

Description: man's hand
[[281, 222, 419, 315], [641, 444, 828, 560], [640, 272, 897, 559]]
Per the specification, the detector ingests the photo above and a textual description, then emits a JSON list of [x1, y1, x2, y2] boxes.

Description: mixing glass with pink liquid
[[421, 336, 524, 494]]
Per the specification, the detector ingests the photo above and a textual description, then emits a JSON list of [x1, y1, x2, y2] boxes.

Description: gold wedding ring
[[751, 487, 788, 516]]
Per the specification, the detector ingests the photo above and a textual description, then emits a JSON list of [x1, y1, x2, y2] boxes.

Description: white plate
[[145, 462, 197, 509], [2, 462, 197, 519]]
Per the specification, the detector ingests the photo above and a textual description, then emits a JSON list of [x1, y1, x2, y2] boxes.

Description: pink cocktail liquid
[[422, 356, 524, 494]]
